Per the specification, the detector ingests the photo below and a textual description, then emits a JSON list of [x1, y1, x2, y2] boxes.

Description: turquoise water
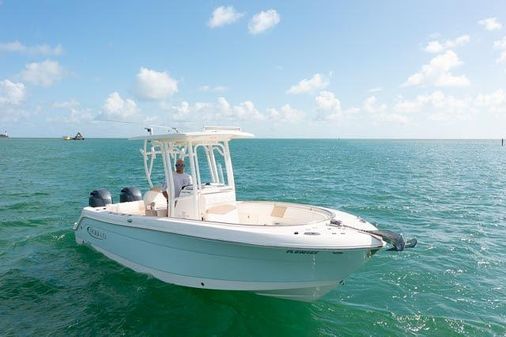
[[1, 138, 505, 336]]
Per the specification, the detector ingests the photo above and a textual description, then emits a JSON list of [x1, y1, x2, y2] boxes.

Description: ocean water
[[0, 138, 505, 336]]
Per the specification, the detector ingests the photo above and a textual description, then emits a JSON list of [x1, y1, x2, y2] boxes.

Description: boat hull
[[75, 215, 377, 301]]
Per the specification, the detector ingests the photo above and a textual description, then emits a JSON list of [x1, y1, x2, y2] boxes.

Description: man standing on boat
[[162, 159, 192, 199]]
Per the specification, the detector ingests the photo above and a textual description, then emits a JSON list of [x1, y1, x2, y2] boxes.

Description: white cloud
[[248, 9, 280, 34], [163, 100, 212, 121], [475, 89, 506, 114], [394, 91, 472, 121], [314, 91, 359, 122], [362, 96, 407, 125], [497, 51, 506, 64], [478, 17, 502, 31], [208, 6, 244, 28], [424, 35, 470, 53], [494, 36, 506, 49], [219, 98, 265, 120], [436, 73, 470, 87], [268, 104, 304, 122], [195, 97, 265, 121], [0, 106, 30, 122], [368, 87, 383, 93], [52, 99, 94, 123], [0, 80, 28, 122], [166, 99, 310, 123], [164, 97, 265, 121], [20, 60, 65, 87], [393, 96, 424, 114], [315, 90, 342, 121], [216, 96, 231, 113], [394, 92, 438, 114], [102, 92, 139, 121], [403, 50, 470, 87], [424, 41, 444, 54], [135, 67, 178, 100], [199, 85, 227, 93], [363, 96, 386, 114], [52, 100, 79, 110], [316, 90, 341, 111], [166, 101, 190, 120], [287, 73, 329, 94], [494, 36, 506, 63], [0, 80, 26, 105], [0, 41, 63, 56], [376, 112, 409, 124]]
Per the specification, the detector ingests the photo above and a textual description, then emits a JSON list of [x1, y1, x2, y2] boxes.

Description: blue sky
[[1, 0, 506, 138]]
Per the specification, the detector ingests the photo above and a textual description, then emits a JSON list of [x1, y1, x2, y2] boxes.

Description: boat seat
[[271, 205, 287, 218], [206, 203, 239, 223], [143, 189, 167, 209], [142, 189, 168, 217], [107, 200, 146, 215]]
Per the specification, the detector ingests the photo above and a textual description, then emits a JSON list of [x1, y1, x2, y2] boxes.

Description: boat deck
[[100, 199, 333, 226]]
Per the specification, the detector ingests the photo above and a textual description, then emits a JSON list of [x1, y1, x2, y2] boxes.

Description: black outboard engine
[[89, 189, 113, 207], [119, 187, 142, 203]]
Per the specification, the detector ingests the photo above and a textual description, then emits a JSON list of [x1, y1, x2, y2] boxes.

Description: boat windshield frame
[[134, 127, 253, 217]]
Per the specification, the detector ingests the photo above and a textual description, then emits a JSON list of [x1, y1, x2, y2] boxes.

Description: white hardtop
[[130, 126, 254, 144]]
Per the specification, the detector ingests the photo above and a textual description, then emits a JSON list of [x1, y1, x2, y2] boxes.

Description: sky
[[1, 0, 506, 138]]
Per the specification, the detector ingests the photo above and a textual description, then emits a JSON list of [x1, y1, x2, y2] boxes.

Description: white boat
[[74, 126, 412, 301]]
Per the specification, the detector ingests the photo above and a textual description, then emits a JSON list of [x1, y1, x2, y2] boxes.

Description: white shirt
[[162, 172, 193, 198]]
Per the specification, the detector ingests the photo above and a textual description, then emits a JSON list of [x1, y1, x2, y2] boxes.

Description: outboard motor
[[89, 189, 112, 207], [119, 187, 142, 203]]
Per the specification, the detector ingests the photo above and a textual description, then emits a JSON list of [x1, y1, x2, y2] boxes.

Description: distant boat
[[74, 132, 84, 140], [63, 132, 85, 141], [0, 131, 8, 139]]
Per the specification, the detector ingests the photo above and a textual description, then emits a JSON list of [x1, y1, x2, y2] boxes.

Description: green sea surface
[[0, 138, 505, 336]]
